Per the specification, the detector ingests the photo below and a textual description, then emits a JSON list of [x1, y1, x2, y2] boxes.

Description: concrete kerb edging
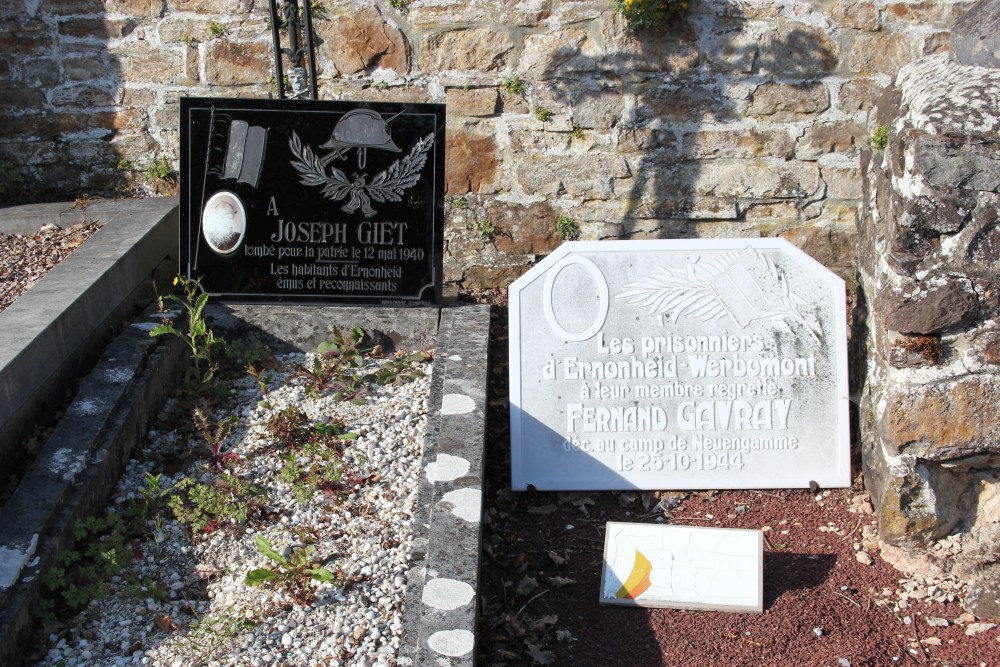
[[0, 326, 186, 667], [398, 305, 490, 666], [0, 197, 179, 484]]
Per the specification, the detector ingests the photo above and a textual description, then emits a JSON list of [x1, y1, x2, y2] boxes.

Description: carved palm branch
[[366, 133, 434, 204]]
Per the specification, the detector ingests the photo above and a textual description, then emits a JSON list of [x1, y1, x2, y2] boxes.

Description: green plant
[[0, 160, 25, 201], [471, 218, 499, 240], [183, 35, 194, 46], [569, 123, 585, 140], [556, 214, 580, 241], [502, 77, 526, 96], [144, 156, 172, 182], [534, 106, 554, 122], [115, 156, 132, 172], [616, 0, 688, 31], [167, 475, 264, 534], [174, 610, 254, 662], [290, 327, 370, 400], [138, 472, 173, 516], [207, 20, 225, 38], [150, 275, 226, 385], [308, 1, 328, 17], [870, 124, 889, 152], [450, 195, 467, 210], [388, 0, 409, 10], [36, 512, 136, 622], [245, 534, 335, 605], [193, 407, 240, 470]]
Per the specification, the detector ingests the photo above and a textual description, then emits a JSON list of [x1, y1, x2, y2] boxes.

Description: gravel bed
[[0, 221, 103, 313], [28, 352, 431, 667]]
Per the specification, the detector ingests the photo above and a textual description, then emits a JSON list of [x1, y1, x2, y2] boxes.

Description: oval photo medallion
[[202, 191, 246, 256]]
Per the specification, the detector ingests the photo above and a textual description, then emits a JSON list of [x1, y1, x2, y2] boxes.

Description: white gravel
[[30, 351, 431, 667]]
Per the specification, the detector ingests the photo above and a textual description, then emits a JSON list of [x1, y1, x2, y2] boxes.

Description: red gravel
[[0, 220, 102, 313], [478, 300, 1000, 667]]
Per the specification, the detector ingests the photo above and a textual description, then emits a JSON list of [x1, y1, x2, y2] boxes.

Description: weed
[[183, 35, 194, 46], [193, 407, 240, 470], [207, 20, 225, 38], [167, 475, 264, 535], [245, 534, 335, 605], [501, 77, 526, 96], [534, 106, 554, 122], [569, 124, 585, 140], [450, 195, 467, 210], [36, 512, 136, 622], [307, 0, 329, 18], [144, 156, 172, 182], [138, 472, 173, 517], [471, 218, 499, 240], [116, 156, 132, 172], [616, 0, 689, 31], [893, 334, 943, 363], [174, 610, 254, 662], [556, 214, 580, 241], [870, 124, 889, 152], [290, 327, 369, 400], [0, 161, 25, 202], [388, 0, 410, 10], [150, 275, 226, 386]]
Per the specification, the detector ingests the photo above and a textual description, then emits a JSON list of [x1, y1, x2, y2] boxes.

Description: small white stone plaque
[[600, 522, 763, 612], [509, 240, 849, 490]]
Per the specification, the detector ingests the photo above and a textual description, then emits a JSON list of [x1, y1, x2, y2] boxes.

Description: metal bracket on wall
[[268, 0, 319, 100]]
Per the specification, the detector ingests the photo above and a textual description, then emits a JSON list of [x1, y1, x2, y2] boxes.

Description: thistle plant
[[193, 407, 240, 470], [150, 275, 225, 385]]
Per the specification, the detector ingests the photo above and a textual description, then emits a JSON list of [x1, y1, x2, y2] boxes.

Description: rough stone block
[[521, 29, 596, 78], [406, 0, 550, 27], [445, 88, 498, 118], [950, 0, 1000, 67], [57, 18, 137, 39], [419, 29, 514, 73], [637, 85, 738, 123], [445, 130, 499, 195], [320, 7, 408, 76], [490, 201, 561, 255], [779, 224, 858, 274], [758, 19, 839, 77], [748, 82, 829, 121], [884, 281, 978, 334], [50, 85, 116, 108], [683, 128, 795, 160], [512, 154, 630, 199], [849, 33, 919, 75], [796, 121, 867, 160], [203, 40, 270, 85], [825, 0, 881, 30], [106, 0, 163, 17], [0, 20, 52, 54], [886, 1, 973, 23], [572, 91, 622, 129], [839, 78, 884, 112], [121, 48, 183, 85]]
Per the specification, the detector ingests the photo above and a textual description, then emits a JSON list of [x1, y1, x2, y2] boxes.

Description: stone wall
[[857, 51, 1000, 618], [0, 0, 971, 288]]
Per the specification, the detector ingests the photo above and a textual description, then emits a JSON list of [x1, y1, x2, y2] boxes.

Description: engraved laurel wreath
[[616, 249, 822, 342], [288, 131, 433, 219]]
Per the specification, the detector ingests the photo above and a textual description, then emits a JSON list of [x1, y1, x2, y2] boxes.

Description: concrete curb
[[399, 305, 490, 666], [0, 197, 178, 490]]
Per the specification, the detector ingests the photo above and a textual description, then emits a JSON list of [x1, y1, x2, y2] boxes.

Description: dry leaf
[[548, 576, 576, 588], [547, 551, 566, 566], [526, 643, 556, 665], [514, 575, 538, 598], [153, 615, 174, 632]]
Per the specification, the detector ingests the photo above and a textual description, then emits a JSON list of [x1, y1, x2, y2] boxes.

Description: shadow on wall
[[526, 2, 840, 243], [0, 0, 159, 205]]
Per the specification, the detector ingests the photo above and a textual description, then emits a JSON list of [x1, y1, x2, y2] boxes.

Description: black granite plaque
[[180, 97, 445, 305]]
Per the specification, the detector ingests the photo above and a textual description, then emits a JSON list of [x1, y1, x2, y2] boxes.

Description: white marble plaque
[[600, 522, 763, 612], [509, 239, 849, 490]]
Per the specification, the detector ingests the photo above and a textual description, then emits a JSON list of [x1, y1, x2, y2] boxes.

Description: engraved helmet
[[319, 109, 401, 153]]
